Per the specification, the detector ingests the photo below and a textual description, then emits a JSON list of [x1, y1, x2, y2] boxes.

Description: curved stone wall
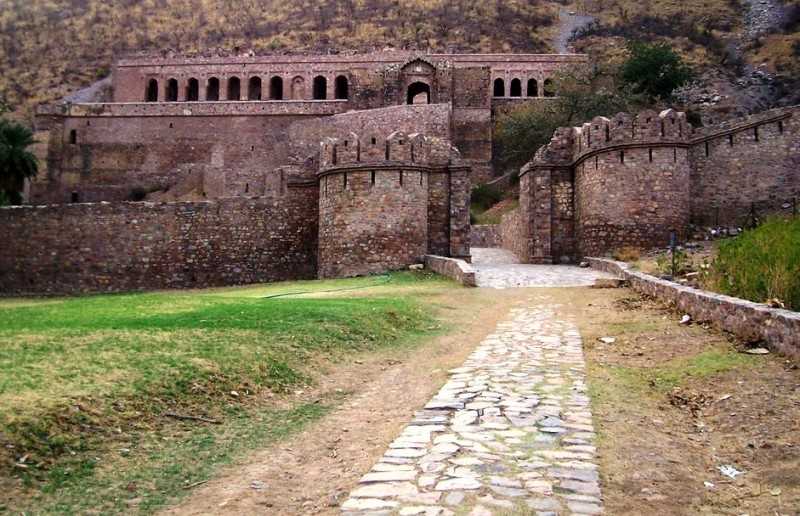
[[318, 167, 429, 278]]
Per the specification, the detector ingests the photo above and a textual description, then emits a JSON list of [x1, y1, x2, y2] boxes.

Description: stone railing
[[587, 258, 800, 359], [424, 255, 476, 287]]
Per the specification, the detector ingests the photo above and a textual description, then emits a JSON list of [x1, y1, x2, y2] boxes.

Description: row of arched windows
[[492, 77, 555, 98], [145, 75, 349, 102]]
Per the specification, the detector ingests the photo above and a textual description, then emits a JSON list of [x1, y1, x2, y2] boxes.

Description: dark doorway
[[335, 75, 349, 100], [248, 77, 262, 100], [493, 78, 505, 97], [269, 76, 283, 100], [207, 77, 220, 101], [186, 78, 199, 101], [166, 79, 178, 102], [406, 82, 431, 104], [227, 77, 241, 100], [313, 75, 327, 100], [146, 79, 158, 102], [527, 78, 538, 97], [510, 78, 522, 97]]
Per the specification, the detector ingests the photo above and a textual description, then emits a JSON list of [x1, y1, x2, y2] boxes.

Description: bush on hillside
[[620, 42, 693, 101], [705, 217, 800, 310], [470, 183, 504, 212]]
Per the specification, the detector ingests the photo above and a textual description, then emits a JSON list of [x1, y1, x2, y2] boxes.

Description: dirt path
[[162, 288, 531, 515], [553, 7, 595, 54]]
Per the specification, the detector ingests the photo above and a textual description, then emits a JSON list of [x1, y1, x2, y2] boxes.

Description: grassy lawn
[[0, 271, 455, 513]]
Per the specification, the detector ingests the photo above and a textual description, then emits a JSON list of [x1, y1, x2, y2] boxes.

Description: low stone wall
[[499, 208, 526, 262], [587, 258, 800, 360], [424, 255, 476, 287], [470, 225, 500, 248], [0, 191, 318, 295]]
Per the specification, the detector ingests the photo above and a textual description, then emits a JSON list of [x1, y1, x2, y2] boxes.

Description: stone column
[[448, 165, 471, 259]]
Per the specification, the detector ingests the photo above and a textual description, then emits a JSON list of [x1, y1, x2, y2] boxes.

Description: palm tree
[[0, 119, 38, 205]]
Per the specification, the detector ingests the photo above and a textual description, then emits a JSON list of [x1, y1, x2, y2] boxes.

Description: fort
[[0, 51, 798, 294]]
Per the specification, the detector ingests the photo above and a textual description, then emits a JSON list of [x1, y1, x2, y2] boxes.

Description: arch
[[269, 76, 283, 100], [510, 78, 522, 97], [543, 78, 556, 97], [166, 78, 178, 102], [335, 75, 349, 100], [291, 76, 305, 100], [313, 75, 327, 100], [186, 78, 199, 101], [227, 77, 241, 100], [248, 76, 262, 100], [145, 79, 158, 102], [206, 77, 220, 101], [406, 82, 431, 104], [493, 78, 505, 97], [526, 78, 538, 97]]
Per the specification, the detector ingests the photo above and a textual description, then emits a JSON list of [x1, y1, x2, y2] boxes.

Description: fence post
[[670, 230, 677, 278]]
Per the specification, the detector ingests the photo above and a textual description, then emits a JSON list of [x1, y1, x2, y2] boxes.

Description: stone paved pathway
[[341, 305, 603, 515], [471, 248, 616, 289]]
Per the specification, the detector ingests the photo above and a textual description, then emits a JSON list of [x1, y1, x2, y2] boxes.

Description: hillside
[[0, 0, 798, 121]]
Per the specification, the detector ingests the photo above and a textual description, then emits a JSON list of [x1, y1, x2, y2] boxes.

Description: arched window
[[335, 75, 349, 100], [406, 82, 431, 104], [291, 76, 305, 100], [248, 77, 262, 100], [493, 78, 505, 97], [145, 79, 158, 102], [269, 76, 283, 100], [526, 78, 538, 97], [510, 78, 522, 97], [186, 78, 199, 101], [313, 75, 327, 100], [227, 77, 241, 100], [543, 78, 556, 97], [166, 78, 178, 102], [206, 77, 220, 101]]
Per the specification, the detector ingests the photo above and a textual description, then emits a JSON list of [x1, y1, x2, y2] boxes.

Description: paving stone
[[351, 482, 419, 498], [361, 471, 417, 483], [443, 491, 465, 505], [434, 478, 482, 490], [341, 498, 399, 511]]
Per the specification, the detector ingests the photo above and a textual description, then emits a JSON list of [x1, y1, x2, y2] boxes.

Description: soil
[[162, 287, 531, 515], [166, 286, 800, 515]]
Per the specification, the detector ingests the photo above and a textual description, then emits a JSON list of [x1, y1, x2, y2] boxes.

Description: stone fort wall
[[0, 188, 318, 295], [502, 105, 800, 262], [317, 132, 470, 278]]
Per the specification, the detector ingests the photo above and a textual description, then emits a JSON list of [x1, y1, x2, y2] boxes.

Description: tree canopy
[[620, 42, 693, 101], [0, 119, 38, 205]]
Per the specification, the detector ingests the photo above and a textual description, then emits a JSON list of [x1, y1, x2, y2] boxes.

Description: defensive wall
[[0, 189, 318, 295], [317, 132, 470, 278], [500, 105, 800, 262]]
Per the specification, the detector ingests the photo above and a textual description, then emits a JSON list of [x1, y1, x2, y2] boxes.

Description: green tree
[[0, 119, 38, 205], [495, 65, 645, 170], [620, 42, 693, 101]]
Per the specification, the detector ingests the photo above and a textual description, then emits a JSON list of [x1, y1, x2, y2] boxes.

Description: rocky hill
[[0, 0, 798, 121]]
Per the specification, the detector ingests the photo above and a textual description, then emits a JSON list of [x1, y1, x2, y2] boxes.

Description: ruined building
[[1, 51, 798, 295]]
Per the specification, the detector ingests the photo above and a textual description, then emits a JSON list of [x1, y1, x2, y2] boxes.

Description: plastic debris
[[680, 314, 691, 325], [704, 481, 715, 489], [718, 465, 743, 479], [598, 337, 616, 344], [745, 348, 770, 355]]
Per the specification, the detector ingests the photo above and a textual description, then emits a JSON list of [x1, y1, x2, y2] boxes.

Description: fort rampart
[[501, 105, 800, 262]]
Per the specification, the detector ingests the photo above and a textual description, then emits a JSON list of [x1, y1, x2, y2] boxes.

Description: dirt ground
[[163, 286, 531, 515], [165, 286, 800, 516]]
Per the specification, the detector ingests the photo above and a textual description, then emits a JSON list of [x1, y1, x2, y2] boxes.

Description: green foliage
[[494, 65, 645, 170], [706, 217, 800, 310], [0, 118, 38, 204], [620, 42, 693, 101], [470, 183, 503, 212], [656, 249, 691, 276]]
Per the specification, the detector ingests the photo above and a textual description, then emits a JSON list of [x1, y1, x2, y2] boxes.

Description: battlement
[[318, 132, 459, 172]]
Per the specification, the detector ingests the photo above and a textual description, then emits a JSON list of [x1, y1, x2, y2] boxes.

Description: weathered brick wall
[[318, 168, 429, 278], [0, 190, 318, 295], [688, 106, 800, 226], [499, 207, 527, 262], [470, 225, 500, 247]]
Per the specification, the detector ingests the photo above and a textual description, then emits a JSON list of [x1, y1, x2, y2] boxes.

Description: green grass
[[0, 271, 453, 513], [705, 216, 800, 310]]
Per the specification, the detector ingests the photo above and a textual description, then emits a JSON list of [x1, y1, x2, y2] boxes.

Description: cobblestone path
[[470, 248, 616, 289], [341, 306, 603, 515]]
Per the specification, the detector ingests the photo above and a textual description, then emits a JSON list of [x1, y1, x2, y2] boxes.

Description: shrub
[[613, 246, 641, 262], [620, 42, 693, 101], [706, 217, 800, 310]]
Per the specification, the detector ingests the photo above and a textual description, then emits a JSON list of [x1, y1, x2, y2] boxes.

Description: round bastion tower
[[317, 131, 458, 278]]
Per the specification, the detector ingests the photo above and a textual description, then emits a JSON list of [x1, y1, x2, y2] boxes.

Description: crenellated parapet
[[318, 132, 461, 173]]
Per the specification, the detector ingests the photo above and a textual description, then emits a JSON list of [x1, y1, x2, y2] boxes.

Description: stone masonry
[[341, 305, 603, 515]]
